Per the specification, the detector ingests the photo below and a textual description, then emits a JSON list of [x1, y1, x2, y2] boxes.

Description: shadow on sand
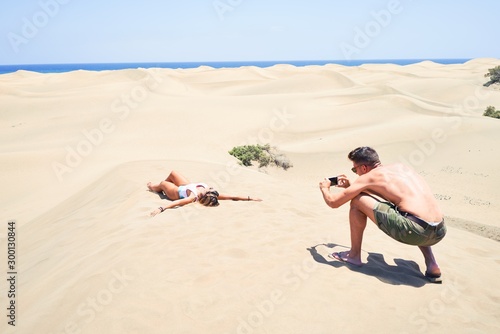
[[148, 189, 170, 200], [307, 243, 432, 287]]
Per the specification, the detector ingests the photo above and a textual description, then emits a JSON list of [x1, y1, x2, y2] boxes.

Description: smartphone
[[328, 176, 338, 186]]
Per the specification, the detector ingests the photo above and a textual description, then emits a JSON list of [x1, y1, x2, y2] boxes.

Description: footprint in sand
[[441, 166, 463, 174], [464, 196, 490, 206], [434, 194, 451, 201]]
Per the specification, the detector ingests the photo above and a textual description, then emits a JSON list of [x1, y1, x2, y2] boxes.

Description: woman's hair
[[199, 189, 219, 207], [347, 146, 380, 166]]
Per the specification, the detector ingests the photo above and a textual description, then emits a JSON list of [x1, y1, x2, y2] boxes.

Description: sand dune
[[1, 59, 500, 333]]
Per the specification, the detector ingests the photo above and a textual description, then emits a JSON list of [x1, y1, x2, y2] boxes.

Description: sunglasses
[[351, 164, 365, 173]]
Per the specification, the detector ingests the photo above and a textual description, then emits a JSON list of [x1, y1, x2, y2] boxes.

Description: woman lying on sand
[[147, 170, 262, 216]]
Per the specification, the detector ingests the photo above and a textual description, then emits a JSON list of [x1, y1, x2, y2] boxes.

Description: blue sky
[[1, 0, 499, 65]]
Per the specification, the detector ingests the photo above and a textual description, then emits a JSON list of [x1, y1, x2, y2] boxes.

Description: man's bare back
[[360, 163, 443, 223]]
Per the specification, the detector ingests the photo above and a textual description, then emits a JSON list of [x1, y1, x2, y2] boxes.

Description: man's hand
[[319, 179, 331, 190], [337, 174, 350, 188]]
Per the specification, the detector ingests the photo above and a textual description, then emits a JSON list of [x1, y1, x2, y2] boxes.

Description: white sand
[[1, 59, 500, 333]]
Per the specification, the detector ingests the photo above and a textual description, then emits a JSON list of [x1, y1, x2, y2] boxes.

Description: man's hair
[[348, 146, 380, 166]]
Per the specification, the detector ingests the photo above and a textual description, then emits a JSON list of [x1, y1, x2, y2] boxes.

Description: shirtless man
[[319, 147, 446, 283]]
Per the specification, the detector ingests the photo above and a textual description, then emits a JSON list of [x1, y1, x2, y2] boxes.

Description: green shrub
[[483, 105, 500, 119], [484, 66, 500, 87], [229, 144, 293, 170], [228, 144, 267, 167]]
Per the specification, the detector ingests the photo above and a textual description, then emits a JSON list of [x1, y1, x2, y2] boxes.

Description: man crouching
[[319, 146, 446, 283]]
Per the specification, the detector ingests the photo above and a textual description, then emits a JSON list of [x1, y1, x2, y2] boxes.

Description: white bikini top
[[178, 183, 208, 199]]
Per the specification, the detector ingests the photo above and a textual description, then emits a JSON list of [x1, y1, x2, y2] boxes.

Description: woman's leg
[[165, 170, 190, 186], [147, 170, 190, 200], [147, 181, 180, 200]]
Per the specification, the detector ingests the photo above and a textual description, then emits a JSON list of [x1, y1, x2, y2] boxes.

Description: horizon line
[[1, 57, 488, 67]]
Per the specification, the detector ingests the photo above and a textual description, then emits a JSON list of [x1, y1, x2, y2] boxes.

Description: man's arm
[[319, 176, 369, 209]]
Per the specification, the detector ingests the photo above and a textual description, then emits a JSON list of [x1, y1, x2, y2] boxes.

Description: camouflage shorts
[[373, 202, 446, 246]]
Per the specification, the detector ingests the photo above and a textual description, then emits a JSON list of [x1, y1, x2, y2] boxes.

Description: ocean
[[0, 59, 471, 75]]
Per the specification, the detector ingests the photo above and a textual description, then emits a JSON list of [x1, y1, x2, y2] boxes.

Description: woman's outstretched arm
[[150, 196, 196, 217], [218, 194, 262, 201]]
